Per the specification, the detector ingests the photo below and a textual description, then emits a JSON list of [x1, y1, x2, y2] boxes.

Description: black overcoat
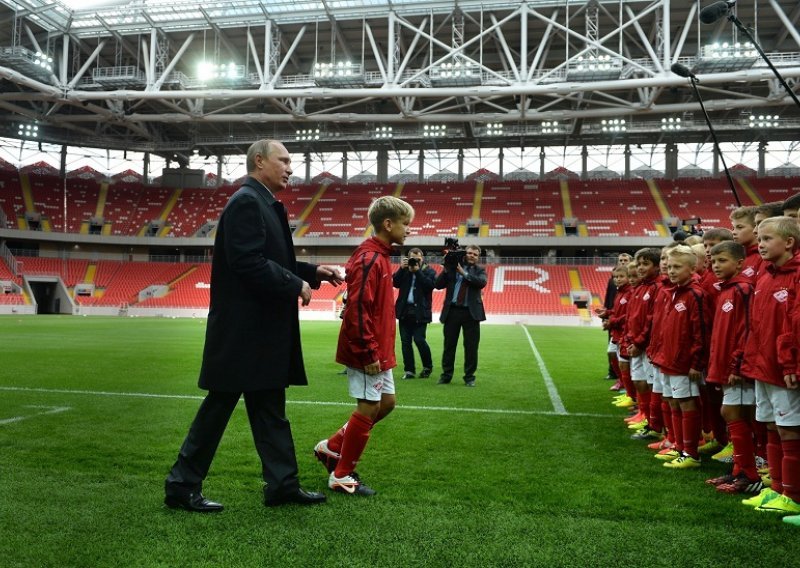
[[198, 177, 319, 392]]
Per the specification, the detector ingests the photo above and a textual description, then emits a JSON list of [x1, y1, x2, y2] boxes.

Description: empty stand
[[573, 179, 661, 237], [481, 180, 564, 237], [303, 183, 393, 237], [658, 177, 755, 229], [402, 181, 475, 237]]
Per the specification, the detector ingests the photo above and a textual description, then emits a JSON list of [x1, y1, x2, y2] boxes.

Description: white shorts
[[644, 358, 655, 386], [666, 374, 702, 399], [607, 340, 617, 355], [630, 354, 647, 381], [617, 352, 629, 364], [755, 381, 800, 427], [652, 367, 665, 395], [722, 382, 756, 406], [346, 367, 395, 401]]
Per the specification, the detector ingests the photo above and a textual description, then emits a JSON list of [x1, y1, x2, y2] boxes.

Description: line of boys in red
[[598, 198, 800, 527]]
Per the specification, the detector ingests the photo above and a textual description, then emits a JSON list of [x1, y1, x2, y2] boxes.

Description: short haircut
[[667, 244, 697, 267], [408, 247, 424, 256], [612, 265, 628, 274], [662, 242, 681, 254], [466, 244, 481, 255], [634, 247, 661, 265], [617, 253, 632, 263], [690, 243, 706, 264], [756, 201, 785, 218], [367, 196, 414, 230], [684, 235, 703, 246], [757, 216, 800, 246], [246, 139, 277, 173], [702, 227, 734, 242], [783, 193, 800, 212], [709, 241, 745, 260], [730, 206, 756, 225]]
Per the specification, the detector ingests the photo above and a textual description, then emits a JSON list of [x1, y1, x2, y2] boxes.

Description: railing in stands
[[1, 241, 17, 275]]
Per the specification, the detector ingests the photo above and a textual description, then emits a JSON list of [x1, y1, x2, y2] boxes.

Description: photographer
[[393, 248, 436, 379], [434, 244, 487, 387]]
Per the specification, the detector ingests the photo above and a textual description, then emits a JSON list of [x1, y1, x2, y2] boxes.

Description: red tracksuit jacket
[[741, 254, 800, 387], [649, 280, 712, 376], [646, 275, 673, 365], [740, 244, 763, 284], [625, 276, 659, 352], [336, 236, 397, 371], [706, 274, 753, 385], [607, 283, 631, 346]]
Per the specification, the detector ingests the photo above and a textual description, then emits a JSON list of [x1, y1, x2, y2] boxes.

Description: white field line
[[0, 385, 611, 419], [0, 404, 71, 426], [520, 324, 568, 415]]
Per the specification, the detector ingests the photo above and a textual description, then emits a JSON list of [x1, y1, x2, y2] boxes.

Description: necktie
[[456, 273, 468, 305]]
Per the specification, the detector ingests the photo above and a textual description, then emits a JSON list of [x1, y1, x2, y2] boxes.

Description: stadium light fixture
[[313, 61, 365, 87], [422, 124, 447, 138], [296, 128, 321, 141], [661, 117, 682, 131], [17, 123, 39, 139], [541, 121, 561, 134], [430, 60, 482, 87], [694, 41, 758, 73], [485, 123, 504, 136], [748, 114, 780, 128], [600, 119, 626, 133], [374, 126, 393, 139], [566, 55, 622, 81], [196, 61, 244, 82]]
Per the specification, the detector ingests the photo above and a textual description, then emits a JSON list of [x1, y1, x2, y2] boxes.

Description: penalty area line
[[520, 324, 568, 415], [0, 385, 610, 419]]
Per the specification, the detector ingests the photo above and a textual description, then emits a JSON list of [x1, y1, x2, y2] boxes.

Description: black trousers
[[441, 306, 480, 381], [398, 316, 433, 373], [165, 389, 300, 499]]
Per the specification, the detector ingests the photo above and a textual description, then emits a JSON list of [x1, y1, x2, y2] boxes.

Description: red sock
[[682, 408, 701, 459], [610, 353, 622, 381], [639, 388, 652, 424], [767, 429, 784, 495], [753, 420, 768, 459], [334, 412, 373, 478], [662, 401, 674, 444], [728, 419, 758, 480], [782, 439, 800, 503], [649, 392, 663, 433], [671, 406, 684, 452], [327, 421, 349, 453], [621, 367, 636, 400]]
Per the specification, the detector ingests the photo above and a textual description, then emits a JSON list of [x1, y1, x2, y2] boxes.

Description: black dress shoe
[[437, 375, 452, 385], [265, 488, 327, 507], [419, 368, 432, 378], [164, 492, 224, 513]]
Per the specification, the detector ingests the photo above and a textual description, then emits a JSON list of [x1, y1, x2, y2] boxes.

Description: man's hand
[[728, 374, 743, 385], [316, 265, 344, 286], [785, 373, 798, 390], [456, 264, 466, 276], [400, 257, 409, 269], [299, 281, 312, 306], [688, 368, 702, 381], [628, 345, 642, 357], [365, 360, 381, 375]]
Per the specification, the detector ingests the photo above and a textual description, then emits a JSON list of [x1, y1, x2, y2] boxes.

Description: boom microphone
[[670, 63, 696, 80], [699, 1, 735, 25]]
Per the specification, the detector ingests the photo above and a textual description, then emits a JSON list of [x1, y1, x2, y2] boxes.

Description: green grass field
[[1, 316, 798, 567]]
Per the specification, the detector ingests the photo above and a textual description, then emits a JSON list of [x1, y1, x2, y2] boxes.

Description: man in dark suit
[[393, 248, 436, 379], [434, 244, 487, 387], [164, 139, 343, 512]]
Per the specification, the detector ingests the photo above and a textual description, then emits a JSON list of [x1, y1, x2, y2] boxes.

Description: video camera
[[443, 237, 466, 268]]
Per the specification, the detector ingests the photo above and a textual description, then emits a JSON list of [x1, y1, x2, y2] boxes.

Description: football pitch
[[1, 316, 798, 567]]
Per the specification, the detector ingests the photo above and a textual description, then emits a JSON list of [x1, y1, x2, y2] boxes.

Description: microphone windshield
[[700, 1, 732, 25], [670, 63, 694, 78]]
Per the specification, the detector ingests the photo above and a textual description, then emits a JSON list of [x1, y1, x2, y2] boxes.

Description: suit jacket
[[435, 263, 487, 323], [198, 177, 319, 392], [393, 264, 436, 323]]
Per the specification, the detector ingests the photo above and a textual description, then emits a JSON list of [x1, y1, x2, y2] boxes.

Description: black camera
[[443, 237, 466, 268], [407, 257, 419, 268]]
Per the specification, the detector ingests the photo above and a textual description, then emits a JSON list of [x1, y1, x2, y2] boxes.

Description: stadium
[[2, 0, 800, 566]]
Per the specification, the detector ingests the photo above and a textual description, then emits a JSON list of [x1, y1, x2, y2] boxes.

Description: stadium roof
[[0, 0, 798, 159]]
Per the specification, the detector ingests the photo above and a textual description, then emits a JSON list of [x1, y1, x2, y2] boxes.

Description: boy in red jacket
[[740, 217, 800, 515], [314, 196, 414, 496], [597, 265, 634, 402], [703, 241, 762, 494], [731, 206, 763, 283], [651, 245, 712, 469]]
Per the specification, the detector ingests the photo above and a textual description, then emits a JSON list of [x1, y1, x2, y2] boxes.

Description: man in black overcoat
[[434, 244, 487, 387], [164, 139, 343, 512]]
